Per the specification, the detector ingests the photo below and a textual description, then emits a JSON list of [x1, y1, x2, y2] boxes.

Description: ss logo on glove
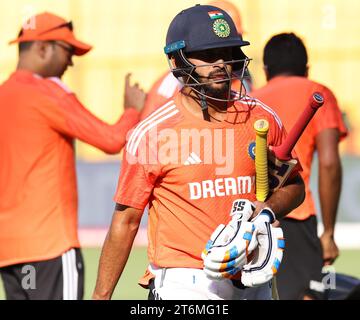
[[232, 200, 245, 213]]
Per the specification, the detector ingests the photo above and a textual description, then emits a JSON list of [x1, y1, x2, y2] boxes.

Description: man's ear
[[170, 56, 177, 69], [263, 65, 270, 81], [35, 41, 52, 60], [305, 65, 309, 78]]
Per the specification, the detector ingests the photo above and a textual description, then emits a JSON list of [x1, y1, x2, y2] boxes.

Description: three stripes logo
[[184, 152, 202, 165]]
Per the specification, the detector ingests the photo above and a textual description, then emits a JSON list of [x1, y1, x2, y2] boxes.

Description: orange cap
[[9, 12, 92, 56], [208, 0, 244, 34]]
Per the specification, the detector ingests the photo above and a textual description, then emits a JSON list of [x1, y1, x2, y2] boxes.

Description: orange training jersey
[[251, 76, 347, 220], [0, 70, 139, 267], [115, 92, 294, 269]]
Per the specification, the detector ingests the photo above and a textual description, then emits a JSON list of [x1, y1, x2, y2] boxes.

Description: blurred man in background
[[0, 12, 145, 300], [251, 32, 347, 300], [141, 0, 252, 119]]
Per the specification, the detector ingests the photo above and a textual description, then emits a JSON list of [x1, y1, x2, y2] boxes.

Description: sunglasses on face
[[51, 41, 75, 56]]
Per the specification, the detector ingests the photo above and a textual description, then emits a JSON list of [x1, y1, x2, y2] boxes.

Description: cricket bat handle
[[254, 119, 270, 202], [272, 92, 324, 161]]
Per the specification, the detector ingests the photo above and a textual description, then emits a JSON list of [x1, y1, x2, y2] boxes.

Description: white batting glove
[[202, 199, 258, 280], [241, 207, 285, 287]]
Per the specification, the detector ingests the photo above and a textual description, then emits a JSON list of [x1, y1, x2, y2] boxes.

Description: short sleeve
[[113, 139, 161, 210]]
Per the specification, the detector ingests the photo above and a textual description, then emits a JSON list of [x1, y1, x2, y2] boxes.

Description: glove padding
[[202, 200, 258, 280], [241, 208, 285, 287]]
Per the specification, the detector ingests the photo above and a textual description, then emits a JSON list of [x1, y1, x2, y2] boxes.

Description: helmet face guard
[[165, 43, 251, 102]]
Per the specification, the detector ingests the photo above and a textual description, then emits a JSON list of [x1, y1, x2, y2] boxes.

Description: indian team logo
[[213, 19, 230, 38], [248, 142, 256, 160]]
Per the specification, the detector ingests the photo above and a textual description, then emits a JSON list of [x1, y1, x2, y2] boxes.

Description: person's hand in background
[[124, 73, 147, 113]]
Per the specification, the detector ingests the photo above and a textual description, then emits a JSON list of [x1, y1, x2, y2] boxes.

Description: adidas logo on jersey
[[184, 152, 202, 165]]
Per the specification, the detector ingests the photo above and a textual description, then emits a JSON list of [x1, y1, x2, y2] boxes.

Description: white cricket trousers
[[148, 264, 272, 300]]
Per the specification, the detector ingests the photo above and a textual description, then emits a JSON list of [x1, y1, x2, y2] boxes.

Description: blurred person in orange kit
[[0, 12, 145, 300], [251, 33, 347, 300], [141, 0, 253, 119]]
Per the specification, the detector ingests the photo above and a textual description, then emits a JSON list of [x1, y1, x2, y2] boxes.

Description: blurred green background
[[1, 247, 359, 300]]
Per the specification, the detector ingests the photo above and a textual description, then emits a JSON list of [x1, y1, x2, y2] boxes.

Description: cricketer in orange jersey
[[93, 5, 305, 300], [251, 33, 347, 300], [0, 12, 145, 300]]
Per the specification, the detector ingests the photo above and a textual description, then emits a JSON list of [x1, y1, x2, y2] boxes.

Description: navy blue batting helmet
[[164, 4, 249, 55]]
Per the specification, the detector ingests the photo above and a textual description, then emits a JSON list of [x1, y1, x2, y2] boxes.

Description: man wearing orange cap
[[140, 0, 252, 120], [0, 12, 144, 300]]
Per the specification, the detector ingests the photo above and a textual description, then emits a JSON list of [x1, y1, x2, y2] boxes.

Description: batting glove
[[241, 207, 285, 287], [202, 199, 258, 280]]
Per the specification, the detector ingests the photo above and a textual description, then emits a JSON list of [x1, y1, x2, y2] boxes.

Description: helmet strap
[[200, 88, 210, 121]]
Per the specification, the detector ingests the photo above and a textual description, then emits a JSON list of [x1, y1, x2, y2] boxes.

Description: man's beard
[[195, 68, 231, 99], [201, 80, 230, 99]]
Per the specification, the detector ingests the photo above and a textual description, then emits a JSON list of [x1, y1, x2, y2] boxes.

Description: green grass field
[[0, 247, 359, 300]]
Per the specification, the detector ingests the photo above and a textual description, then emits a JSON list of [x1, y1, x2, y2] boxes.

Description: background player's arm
[[253, 173, 305, 220], [316, 128, 342, 265], [39, 74, 144, 154], [92, 205, 143, 300]]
